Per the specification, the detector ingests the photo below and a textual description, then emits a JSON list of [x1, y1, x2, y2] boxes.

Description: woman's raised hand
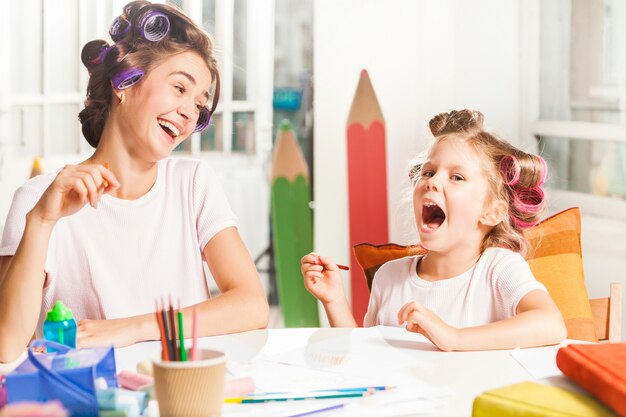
[[30, 164, 120, 224], [301, 253, 346, 305]]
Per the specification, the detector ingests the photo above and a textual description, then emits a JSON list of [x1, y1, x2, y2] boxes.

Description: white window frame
[[178, 0, 275, 173], [520, 0, 626, 223]]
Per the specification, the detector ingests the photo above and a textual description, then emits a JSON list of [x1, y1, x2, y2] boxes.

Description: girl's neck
[[417, 246, 483, 281]]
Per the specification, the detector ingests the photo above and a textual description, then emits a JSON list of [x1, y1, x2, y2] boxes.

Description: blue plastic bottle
[[43, 300, 77, 348]]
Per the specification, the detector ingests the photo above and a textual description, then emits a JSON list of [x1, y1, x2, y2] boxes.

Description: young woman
[[0, 1, 268, 363]]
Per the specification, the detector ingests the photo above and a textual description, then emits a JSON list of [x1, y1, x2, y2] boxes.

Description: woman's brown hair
[[78, 0, 220, 147]]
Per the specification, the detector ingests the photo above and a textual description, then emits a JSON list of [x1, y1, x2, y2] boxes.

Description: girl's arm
[[301, 253, 357, 328], [399, 290, 567, 351], [77, 227, 270, 347]]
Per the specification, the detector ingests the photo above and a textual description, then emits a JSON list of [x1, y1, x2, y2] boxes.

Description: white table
[[115, 326, 582, 417]]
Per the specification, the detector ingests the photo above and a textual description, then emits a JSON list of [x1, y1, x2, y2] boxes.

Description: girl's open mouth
[[422, 201, 446, 231]]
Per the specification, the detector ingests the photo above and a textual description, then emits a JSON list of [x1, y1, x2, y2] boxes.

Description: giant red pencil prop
[[347, 70, 389, 325]]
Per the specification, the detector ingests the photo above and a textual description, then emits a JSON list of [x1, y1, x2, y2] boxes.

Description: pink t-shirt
[[0, 158, 237, 336], [363, 247, 547, 328]]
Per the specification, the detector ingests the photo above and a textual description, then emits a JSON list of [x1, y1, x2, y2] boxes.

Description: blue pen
[[249, 386, 392, 396]]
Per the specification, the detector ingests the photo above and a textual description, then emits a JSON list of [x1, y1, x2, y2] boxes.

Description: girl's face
[[413, 137, 497, 254], [117, 51, 212, 161]]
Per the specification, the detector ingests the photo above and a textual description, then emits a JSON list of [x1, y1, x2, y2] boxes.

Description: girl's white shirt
[[0, 158, 237, 336], [363, 247, 547, 328]]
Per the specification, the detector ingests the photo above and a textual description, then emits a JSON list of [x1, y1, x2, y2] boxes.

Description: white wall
[[314, 0, 523, 300]]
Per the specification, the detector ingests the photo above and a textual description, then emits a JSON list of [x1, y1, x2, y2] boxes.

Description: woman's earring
[[119, 93, 125, 104]]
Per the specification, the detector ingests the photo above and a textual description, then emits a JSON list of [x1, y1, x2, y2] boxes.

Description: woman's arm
[[0, 216, 52, 363], [78, 227, 270, 348], [0, 165, 117, 362], [399, 290, 567, 351]]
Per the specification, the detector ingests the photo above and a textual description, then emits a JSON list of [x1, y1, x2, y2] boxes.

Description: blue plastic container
[[43, 300, 77, 349]]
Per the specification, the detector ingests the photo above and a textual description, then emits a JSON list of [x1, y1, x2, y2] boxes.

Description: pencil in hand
[[316, 255, 349, 271]]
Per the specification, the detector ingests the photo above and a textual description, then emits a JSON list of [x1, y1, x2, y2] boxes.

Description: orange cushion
[[352, 207, 598, 342]]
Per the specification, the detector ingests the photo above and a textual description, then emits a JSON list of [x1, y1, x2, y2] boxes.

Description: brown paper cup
[[153, 349, 226, 417]]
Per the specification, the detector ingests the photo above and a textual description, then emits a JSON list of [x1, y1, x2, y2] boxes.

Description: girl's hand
[[398, 301, 459, 352], [30, 164, 119, 224], [301, 253, 346, 305], [77, 318, 140, 348]]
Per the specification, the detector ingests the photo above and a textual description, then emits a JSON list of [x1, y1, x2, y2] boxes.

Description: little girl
[[301, 109, 567, 351]]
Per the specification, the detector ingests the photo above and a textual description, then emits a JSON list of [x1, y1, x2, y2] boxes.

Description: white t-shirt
[[0, 158, 237, 335], [363, 247, 547, 328]]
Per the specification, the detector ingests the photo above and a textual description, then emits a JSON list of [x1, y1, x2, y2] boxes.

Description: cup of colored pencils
[[153, 299, 226, 417]]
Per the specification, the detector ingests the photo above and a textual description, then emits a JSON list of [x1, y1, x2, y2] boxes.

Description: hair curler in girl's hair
[[112, 67, 145, 90], [500, 155, 521, 187], [138, 10, 171, 42], [110, 16, 132, 42], [510, 215, 539, 229], [513, 186, 545, 215], [534, 155, 548, 187], [194, 107, 211, 133]]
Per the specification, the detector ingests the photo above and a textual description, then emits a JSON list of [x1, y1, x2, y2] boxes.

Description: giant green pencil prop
[[271, 120, 319, 327]]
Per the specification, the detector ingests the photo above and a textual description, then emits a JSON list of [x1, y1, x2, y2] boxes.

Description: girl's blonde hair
[[410, 109, 547, 256]]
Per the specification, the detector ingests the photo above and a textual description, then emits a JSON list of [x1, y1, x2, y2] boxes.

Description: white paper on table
[[510, 340, 591, 379], [257, 326, 448, 378]]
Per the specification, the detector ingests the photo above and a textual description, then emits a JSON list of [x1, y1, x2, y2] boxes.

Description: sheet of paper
[[510, 340, 591, 379]]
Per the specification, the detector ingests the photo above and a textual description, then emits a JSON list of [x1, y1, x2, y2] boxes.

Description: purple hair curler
[[93, 45, 111, 65], [112, 67, 144, 90], [109, 16, 131, 42], [194, 107, 211, 133], [138, 11, 170, 42], [500, 155, 521, 187]]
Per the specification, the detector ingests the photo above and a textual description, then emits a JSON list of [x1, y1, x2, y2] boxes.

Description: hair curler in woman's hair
[[194, 107, 211, 133], [112, 67, 145, 90], [500, 155, 521, 187], [81, 40, 111, 70], [109, 16, 132, 42], [138, 10, 170, 42]]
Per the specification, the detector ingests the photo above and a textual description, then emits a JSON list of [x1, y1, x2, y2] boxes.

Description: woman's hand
[[30, 164, 119, 224], [77, 317, 144, 348], [301, 253, 346, 305], [398, 301, 459, 352]]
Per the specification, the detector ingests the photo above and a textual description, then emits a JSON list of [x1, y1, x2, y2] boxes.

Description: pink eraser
[[118, 370, 154, 391], [224, 377, 255, 398]]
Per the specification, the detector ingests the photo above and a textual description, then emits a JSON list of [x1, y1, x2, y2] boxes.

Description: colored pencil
[[160, 298, 173, 361], [347, 70, 389, 325], [271, 119, 319, 327], [103, 162, 109, 188], [177, 302, 187, 362], [225, 391, 372, 403], [168, 294, 179, 361], [191, 305, 198, 361], [287, 404, 345, 417], [155, 300, 168, 361]]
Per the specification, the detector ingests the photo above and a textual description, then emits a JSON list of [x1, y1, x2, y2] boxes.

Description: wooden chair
[[590, 282, 622, 343]]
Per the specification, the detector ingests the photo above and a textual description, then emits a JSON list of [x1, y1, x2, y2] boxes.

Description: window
[[530, 0, 626, 220], [169, 0, 271, 158]]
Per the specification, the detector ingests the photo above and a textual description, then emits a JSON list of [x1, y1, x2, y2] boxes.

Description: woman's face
[[116, 51, 212, 161]]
